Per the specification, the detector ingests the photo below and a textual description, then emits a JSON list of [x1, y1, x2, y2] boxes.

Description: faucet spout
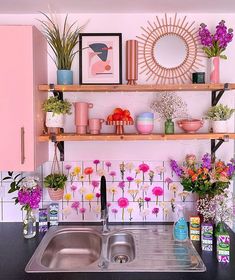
[[100, 175, 110, 233]]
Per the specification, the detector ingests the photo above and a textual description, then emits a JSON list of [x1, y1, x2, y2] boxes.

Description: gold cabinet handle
[[21, 127, 25, 164]]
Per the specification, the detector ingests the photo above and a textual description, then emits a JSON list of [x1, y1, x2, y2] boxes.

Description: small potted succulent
[[39, 12, 85, 85], [205, 104, 235, 133], [44, 173, 67, 201], [42, 96, 72, 129]]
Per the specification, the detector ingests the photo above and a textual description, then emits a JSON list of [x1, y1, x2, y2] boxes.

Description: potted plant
[[39, 12, 84, 85], [43, 96, 72, 128], [44, 173, 67, 201], [150, 92, 188, 134], [205, 104, 235, 133]]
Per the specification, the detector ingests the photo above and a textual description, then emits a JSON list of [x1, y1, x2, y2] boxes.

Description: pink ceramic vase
[[74, 102, 93, 134], [210, 56, 220, 83]]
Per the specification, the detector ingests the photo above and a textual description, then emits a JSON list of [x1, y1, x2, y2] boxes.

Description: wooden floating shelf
[[38, 133, 235, 142], [38, 83, 235, 92]]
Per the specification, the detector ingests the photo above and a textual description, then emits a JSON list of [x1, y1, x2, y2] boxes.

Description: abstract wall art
[[79, 33, 122, 84]]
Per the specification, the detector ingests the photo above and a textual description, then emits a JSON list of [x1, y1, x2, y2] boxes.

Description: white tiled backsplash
[[0, 160, 198, 222]]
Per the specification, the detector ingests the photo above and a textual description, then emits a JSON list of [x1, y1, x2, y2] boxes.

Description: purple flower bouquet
[[199, 20, 233, 59]]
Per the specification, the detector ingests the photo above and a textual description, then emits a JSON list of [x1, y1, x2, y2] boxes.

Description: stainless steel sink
[[41, 230, 101, 269], [26, 225, 206, 273], [107, 232, 135, 263]]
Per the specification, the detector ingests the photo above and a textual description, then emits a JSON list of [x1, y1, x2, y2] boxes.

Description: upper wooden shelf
[[38, 83, 235, 92], [38, 133, 235, 142]]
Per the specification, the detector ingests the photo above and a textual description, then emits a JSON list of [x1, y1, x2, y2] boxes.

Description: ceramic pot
[[46, 112, 64, 128], [48, 188, 64, 201], [212, 120, 228, 133], [88, 118, 104, 134], [57, 70, 73, 85], [210, 57, 220, 83], [177, 119, 204, 133]]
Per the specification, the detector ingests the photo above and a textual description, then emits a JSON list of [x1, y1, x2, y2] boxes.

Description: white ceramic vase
[[46, 112, 64, 128], [211, 120, 228, 133]]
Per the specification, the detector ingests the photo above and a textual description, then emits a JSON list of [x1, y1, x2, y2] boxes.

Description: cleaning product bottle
[[173, 204, 189, 242]]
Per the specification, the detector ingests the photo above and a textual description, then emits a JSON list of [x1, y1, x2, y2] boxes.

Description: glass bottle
[[23, 208, 36, 239], [165, 119, 174, 134]]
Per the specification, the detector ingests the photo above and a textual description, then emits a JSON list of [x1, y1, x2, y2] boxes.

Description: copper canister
[[126, 40, 138, 85]]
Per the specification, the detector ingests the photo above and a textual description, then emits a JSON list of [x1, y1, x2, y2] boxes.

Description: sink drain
[[113, 255, 129, 263]]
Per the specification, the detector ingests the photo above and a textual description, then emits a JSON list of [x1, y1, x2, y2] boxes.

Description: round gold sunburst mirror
[[137, 14, 204, 84]]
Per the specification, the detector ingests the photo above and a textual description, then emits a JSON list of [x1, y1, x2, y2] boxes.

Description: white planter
[[212, 120, 228, 133], [46, 112, 64, 128]]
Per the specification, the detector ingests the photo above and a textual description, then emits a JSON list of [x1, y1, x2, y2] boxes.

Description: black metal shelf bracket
[[48, 83, 64, 161], [211, 135, 229, 159], [49, 83, 63, 100], [211, 83, 229, 106]]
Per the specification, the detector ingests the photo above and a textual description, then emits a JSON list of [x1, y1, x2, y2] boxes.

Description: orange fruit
[[113, 108, 123, 115]]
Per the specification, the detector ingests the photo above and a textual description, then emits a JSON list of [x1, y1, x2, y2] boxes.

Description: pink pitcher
[[74, 102, 93, 134]]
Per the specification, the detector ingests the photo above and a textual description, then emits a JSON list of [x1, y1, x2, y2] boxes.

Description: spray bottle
[[173, 204, 189, 242]]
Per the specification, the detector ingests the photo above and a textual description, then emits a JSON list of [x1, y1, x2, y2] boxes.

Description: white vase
[[46, 112, 64, 128], [212, 120, 228, 133]]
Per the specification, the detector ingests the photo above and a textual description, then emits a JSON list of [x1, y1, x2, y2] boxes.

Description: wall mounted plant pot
[[212, 120, 228, 133], [46, 112, 64, 128], [47, 188, 64, 201], [57, 70, 73, 85]]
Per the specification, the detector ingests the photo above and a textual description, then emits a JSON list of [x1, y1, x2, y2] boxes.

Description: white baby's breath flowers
[[150, 91, 188, 120]]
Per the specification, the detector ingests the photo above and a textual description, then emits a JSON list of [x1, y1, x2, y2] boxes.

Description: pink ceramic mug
[[88, 118, 104, 134], [74, 102, 93, 126]]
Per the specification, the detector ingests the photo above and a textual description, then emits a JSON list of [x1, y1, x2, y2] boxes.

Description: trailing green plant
[[42, 96, 72, 115], [205, 104, 235, 121], [39, 12, 85, 70], [44, 173, 67, 190]]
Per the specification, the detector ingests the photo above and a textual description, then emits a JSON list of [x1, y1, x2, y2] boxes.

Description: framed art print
[[79, 33, 122, 85]]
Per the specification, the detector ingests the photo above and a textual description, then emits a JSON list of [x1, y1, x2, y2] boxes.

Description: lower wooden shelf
[[38, 133, 235, 142]]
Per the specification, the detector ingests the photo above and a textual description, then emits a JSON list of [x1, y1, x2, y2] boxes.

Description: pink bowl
[[177, 119, 204, 133], [136, 123, 154, 134]]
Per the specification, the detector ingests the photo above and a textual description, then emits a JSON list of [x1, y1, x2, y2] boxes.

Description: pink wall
[[0, 13, 234, 221]]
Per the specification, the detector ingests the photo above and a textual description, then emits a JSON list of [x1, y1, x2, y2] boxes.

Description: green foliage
[[205, 104, 235, 121], [42, 96, 72, 115], [181, 177, 229, 198], [39, 12, 85, 70], [44, 173, 67, 190], [202, 41, 227, 59], [2, 172, 25, 204]]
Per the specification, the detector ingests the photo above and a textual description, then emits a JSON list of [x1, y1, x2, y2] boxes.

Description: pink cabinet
[[0, 26, 48, 171]]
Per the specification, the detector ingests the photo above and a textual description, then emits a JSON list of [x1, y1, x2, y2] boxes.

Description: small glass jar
[[165, 119, 174, 134], [23, 209, 36, 239]]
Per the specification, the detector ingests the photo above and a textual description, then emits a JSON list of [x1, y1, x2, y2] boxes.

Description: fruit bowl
[[177, 119, 204, 133], [106, 107, 134, 134]]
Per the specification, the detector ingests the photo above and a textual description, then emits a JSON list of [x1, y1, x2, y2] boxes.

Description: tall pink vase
[[210, 56, 220, 83], [126, 40, 138, 85], [74, 102, 93, 134]]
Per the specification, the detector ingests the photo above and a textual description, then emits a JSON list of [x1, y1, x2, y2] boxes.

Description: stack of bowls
[[136, 112, 154, 134]]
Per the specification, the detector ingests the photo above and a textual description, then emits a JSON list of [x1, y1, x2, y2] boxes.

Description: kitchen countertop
[[0, 222, 234, 280]]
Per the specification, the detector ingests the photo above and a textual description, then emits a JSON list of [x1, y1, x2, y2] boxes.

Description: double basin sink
[[26, 224, 206, 273]]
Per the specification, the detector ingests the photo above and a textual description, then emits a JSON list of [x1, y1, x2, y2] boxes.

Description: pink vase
[[74, 102, 93, 134], [126, 40, 138, 85], [210, 56, 220, 83]]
